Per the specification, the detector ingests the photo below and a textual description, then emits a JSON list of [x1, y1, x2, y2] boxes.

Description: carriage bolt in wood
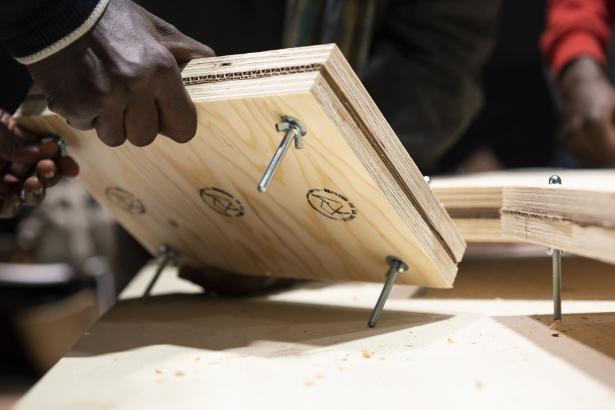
[[368, 256, 409, 328], [548, 174, 562, 322], [142, 245, 178, 300], [257, 116, 307, 193]]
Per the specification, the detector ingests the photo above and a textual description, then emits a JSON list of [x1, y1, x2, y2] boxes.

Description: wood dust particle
[[304, 380, 314, 387], [316, 374, 325, 379], [475, 381, 483, 390], [361, 350, 373, 359], [379, 357, 386, 361], [194, 357, 200, 362], [155, 369, 163, 375], [447, 337, 454, 344], [551, 333, 559, 338], [175, 371, 185, 377]]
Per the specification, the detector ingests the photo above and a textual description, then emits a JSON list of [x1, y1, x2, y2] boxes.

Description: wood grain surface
[[502, 185, 615, 264], [15, 45, 463, 287], [431, 169, 615, 244]]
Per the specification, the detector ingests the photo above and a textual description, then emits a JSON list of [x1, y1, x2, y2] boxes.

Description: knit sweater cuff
[[2, 0, 109, 65]]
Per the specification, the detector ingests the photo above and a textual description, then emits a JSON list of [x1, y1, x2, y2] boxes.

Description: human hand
[[27, 0, 214, 147], [0, 109, 79, 218], [558, 57, 615, 166]]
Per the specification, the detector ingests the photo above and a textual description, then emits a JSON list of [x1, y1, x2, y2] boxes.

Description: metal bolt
[[42, 134, 69, 156], [367, 256, 409, 328], [57, 137, 69, 157], [142, 245, 178, 300], [548, 174, 562, 185], [257, 116, 307, 193], [551, 248, 562, 322], [548, 174, 562, 322], [423, 175, 431, 184]]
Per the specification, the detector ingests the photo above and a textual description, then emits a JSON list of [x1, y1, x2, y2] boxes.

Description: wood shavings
[[549, 320, 561, 331], [175, 371, 185, 377], [361, 349, 373, 359]]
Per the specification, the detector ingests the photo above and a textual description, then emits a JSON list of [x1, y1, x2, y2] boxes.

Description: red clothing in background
[[542, 0, 615, 75]]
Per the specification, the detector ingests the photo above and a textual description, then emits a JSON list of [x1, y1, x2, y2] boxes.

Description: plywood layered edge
[[501, 186, 615, 264]]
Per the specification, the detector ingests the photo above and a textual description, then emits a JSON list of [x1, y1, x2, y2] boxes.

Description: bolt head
[[386, 256, 409, 273], [159, 245, 178, 259], [423, 175, 431, 184], [277, 116, 307, 136], [548, 174, 562, 185]]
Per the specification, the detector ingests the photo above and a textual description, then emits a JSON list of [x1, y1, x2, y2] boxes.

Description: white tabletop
[[15, 256, 615, 410]]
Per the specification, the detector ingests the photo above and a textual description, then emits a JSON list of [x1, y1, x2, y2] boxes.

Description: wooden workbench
[[14, 253, 615, 410]]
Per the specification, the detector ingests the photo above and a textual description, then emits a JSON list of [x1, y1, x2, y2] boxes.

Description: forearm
[[0, 0, 108, 64], [541, 0, 615, 77]]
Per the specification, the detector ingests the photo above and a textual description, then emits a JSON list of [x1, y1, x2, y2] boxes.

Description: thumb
[[164, 32, 215, 63], [154, 21, 215, 63]]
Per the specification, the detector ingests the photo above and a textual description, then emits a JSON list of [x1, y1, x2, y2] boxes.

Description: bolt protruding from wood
[[142, 245, 179, 300], [258, 116, 307, 193], [548, 174, 563, 323], [367, 256, 409, 328], [549, 174, 562, 185]]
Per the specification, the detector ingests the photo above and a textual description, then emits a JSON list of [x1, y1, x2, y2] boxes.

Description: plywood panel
[[502, 185, 615, 264], [15, 45, 463, 287], [431, 169, 615, 243]]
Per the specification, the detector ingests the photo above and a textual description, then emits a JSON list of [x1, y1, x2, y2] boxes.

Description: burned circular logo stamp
[[306, 188, 357, 222], [200, 187, 245, 218], [105, 187, 146, 214]]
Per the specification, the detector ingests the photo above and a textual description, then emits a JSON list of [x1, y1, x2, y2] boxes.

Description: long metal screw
[[548, 174, 562, 322], [257, 116, 307, 193], [142, 245, 178, 300], [368, 256, 409, 328]]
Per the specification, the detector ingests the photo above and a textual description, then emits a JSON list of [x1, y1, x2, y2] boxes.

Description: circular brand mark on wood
[[105, 187, 146, 214], [306, 188, 357, 222], [200, 187, 245, 217]]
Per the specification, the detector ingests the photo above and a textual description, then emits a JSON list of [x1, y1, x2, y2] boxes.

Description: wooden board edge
[[321, 46, 466, 263], [501, 212, 615, 265], [503, 186, 615, 229], [309, 73, 457, 287]]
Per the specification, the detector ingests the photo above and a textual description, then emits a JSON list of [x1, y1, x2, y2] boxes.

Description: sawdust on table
[[361, 349, 373, 359]]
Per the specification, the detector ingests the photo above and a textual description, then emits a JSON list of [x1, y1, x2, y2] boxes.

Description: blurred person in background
[[542, 0, 615, 167]]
